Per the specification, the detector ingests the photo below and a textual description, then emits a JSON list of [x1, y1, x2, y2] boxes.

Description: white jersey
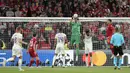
[[11, 33, 23, 46], [84, 35, 92, 43], [11, 32, 23, 57], [55, 33, 66, 44], [84, 34, 93, 54]]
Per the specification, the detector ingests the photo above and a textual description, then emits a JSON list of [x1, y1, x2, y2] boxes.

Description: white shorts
[[55, 43, 65, 54], [84, 42, 93, 54], [12, 44, 23, 57]]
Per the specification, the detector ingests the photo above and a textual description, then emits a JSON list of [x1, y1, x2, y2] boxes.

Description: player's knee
[[36, 57, 39, 60], [12, 56, 16, 59]]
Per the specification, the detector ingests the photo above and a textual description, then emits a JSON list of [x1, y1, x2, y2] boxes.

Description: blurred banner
[[74, 50, 130, 66], [0, 50, 74, 66], [0, 50, 129, 66]]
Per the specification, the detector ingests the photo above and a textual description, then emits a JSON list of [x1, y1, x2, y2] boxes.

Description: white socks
[[52, 55, 56, 66], [76, 56, 78, 61], [86, 57, 88, 67], [18, 59, 22, 70], [90, 57, 93, 67]]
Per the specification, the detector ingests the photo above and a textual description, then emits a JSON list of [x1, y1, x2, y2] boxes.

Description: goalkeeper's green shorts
[[70, 35, 80, 45]]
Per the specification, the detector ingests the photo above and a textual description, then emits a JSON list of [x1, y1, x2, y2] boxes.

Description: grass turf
[[0, 66, 130, 73]]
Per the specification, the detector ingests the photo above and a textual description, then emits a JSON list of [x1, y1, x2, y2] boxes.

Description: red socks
[[36, 59, 39, 67], [29, 60, 34, 67]]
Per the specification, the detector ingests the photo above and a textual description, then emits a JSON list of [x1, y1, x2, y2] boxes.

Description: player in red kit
[[106, 19, 115, 59], [27, 33, 40, 67]]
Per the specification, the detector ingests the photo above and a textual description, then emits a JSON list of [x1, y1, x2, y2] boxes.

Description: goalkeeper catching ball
[[70, 14, 81, 62]]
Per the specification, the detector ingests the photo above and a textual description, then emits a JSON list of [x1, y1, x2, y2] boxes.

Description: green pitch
[[0, 66, 130, 73]]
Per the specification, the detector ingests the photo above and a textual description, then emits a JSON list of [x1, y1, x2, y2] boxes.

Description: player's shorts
[[28, 48, 38, 58], [12, 44, 23, 57], [71, 35, 80, 45], [55, 43, 65, 54], [84, 42, 93, 54], [113, 46, 123, 56]]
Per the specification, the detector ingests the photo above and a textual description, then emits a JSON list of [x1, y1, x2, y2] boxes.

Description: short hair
[[85, 29, 90, 36], [59, 28, 63, 32], [108, 19, 112, 22], [16, 26, 22, 32], [33, 33, 37, 37], [115, 26, 120, 32]]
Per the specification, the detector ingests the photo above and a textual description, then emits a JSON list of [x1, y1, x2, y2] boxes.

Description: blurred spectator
[[15, 7, 22, 17], [1, 0, 130, 17], [6, 8, 14, 17]]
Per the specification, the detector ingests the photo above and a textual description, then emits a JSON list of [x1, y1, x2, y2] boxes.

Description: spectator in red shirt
[[106, 19, 115, 59], [0, 0, 5, 7]]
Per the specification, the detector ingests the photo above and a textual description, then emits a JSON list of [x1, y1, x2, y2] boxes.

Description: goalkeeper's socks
[[118, 58, 122, 68], [76, 56, 78, 61], [18, 59, 22, 70], [113, 56, 117, 67], [29, 59, 34, 67], [76, 48, 79, 61], [36, 59, 40, 67]]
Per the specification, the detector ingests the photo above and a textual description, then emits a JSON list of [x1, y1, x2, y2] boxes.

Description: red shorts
[[28, 48, 38, 58]]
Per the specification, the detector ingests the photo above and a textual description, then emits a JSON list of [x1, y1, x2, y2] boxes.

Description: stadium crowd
[[0, 0, 130, 17], [0, 0, 130, 50]]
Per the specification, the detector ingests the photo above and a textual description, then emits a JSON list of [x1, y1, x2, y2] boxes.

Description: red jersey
[[29, 37, 37, 50], [106, 24, 115, 37]]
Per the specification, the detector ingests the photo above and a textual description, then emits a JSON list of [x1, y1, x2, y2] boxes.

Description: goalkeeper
[[70, 14, 81, 62]]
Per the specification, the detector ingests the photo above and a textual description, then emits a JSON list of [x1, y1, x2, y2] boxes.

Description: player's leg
[[110, 44, 114, 59], [36, 56, 40, 67], [61, 45, 66, 68], [107, 37, 114, 59], [52, 44, 59, 68], [18, 56, 24, 71], [6, 55, 16, 62], [118, 46, 123, 70], [113, 46, 118, 69], [29, 58, 34, 67], [75, 36, 80, 62], [52, 53, 58, 68], [4, 48, 17, 66], [85, 53, 88, 67], [6, 48, 17, 62], [89, 43, 93, 67], [89, 52, 93, 67], [84, 42, 89, 67], [4, 55, 16, 66]]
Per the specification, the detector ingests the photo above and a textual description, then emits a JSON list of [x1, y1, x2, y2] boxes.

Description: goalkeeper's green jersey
[[70, 22, 81, 35]]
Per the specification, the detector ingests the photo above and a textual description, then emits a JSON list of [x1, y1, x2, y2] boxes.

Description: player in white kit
[[52, 28, 67, 68], [4, 27, 27, 71], [83, 29, 93, 67]]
